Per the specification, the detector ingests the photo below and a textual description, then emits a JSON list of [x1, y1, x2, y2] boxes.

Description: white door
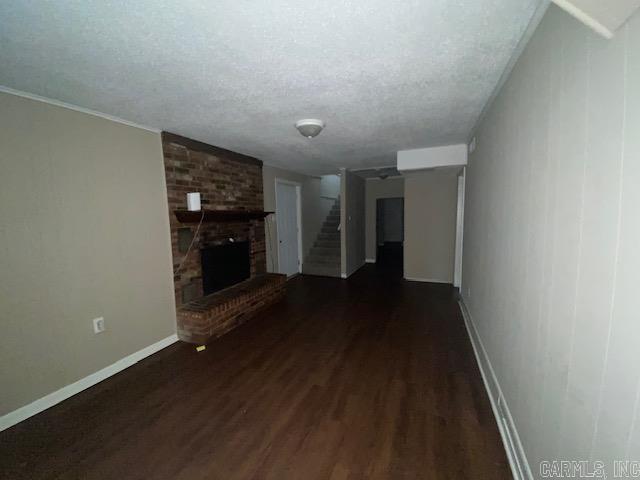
[[275, 181, 301, 276]]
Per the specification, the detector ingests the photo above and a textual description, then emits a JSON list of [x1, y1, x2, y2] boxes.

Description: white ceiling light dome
[[295, 119, 325, 138]]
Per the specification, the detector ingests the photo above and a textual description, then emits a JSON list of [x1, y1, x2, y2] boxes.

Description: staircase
[[302, 198, 341, 277]]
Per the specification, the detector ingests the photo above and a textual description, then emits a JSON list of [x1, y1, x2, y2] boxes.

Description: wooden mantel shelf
[[174, 209, 273, 223]]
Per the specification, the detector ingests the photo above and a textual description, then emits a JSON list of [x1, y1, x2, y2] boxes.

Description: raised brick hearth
[[177, 273, 286, 344], [162, 132, 284, 344]]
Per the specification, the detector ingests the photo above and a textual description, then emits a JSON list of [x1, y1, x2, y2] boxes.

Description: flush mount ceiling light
[[295, 119, 325, 138]]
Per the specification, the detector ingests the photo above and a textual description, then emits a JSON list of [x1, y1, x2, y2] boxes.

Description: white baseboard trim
[[0, 334, 179, 432], [403, 276, 451, 284], [365, 258, 376, 263], [342, 260, 367, 279], [458, 299, 532, 480]]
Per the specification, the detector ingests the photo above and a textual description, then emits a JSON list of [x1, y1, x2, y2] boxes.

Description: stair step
[[302, 263, 341, 278], [316, 239, 339, 246], [309, 247, 340, 256], [301, 198, 342, 278], [309, 246, 340, 256], [317, 232, 340, 240], [306, 251, 340, 260], [314, 241, 340, 249], [305, 256, 340, 265]]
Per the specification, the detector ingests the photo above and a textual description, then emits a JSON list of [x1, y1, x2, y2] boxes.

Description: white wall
[[340, 170, 365, 277], [0, 91, 176, 418], [262, 166, 334, 272], [397, 144, 467, 172], [551, 0, 640, 38], [462, 5, 640, 478], [404, 170, 458, 283], [365, 177, 405, 261], [320, 174, 340, 199]]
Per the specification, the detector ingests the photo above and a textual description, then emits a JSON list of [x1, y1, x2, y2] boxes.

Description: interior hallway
[[0, 260, 509, 479]]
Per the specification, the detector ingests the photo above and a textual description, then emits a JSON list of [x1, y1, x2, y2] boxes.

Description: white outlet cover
[[93, 317, 105, 334]]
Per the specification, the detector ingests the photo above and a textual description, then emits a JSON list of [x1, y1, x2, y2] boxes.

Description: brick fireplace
[[162, 132, 284, 344]]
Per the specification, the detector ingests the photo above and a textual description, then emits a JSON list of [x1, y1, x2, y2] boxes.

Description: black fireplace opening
[[201, 241, 250, 295]]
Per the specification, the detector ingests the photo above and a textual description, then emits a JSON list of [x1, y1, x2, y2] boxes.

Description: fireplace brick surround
[[162, 132, 284, 344], [177, 274, 286, 344]]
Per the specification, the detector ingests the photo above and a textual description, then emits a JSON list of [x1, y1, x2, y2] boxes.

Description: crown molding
[[0, 85, 161, 133]]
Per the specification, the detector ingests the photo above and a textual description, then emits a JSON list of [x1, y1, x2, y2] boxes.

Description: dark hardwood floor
[[0, 251, 510, 479]]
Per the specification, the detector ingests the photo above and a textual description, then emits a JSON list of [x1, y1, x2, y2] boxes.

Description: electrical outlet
[[93, 317, 105, 334]]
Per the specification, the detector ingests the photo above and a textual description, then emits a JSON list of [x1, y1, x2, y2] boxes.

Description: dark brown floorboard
[[0, 256, 510, 479]]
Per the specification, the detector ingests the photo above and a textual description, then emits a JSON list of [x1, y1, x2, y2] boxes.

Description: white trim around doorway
[[274, 178, 303, 276]]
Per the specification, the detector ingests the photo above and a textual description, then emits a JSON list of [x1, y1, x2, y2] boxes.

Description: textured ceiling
[[0, 0, 543, 175]]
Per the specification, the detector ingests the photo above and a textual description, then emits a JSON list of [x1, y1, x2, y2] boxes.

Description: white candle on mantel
[[187, 192, 201, 211]]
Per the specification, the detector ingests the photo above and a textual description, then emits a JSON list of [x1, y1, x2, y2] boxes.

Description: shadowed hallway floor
[[0, 255, 510, 479]]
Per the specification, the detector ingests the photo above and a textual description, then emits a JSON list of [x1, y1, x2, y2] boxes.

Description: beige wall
[[462, 6, 640, 476], [404, 170, 458, 283], [262, 165, 334, 272], [340, 170, 365, 277], [0, 92, 176, 417], [365, 177, 404, 260]]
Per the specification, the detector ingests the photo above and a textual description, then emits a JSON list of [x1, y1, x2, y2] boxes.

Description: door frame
[[454, 169, 465, 288], [274, 178, 303, 275]]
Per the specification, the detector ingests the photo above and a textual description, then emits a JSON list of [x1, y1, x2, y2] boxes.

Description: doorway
[[275, 179, 302, 277], [376, 197, 404, 267]]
